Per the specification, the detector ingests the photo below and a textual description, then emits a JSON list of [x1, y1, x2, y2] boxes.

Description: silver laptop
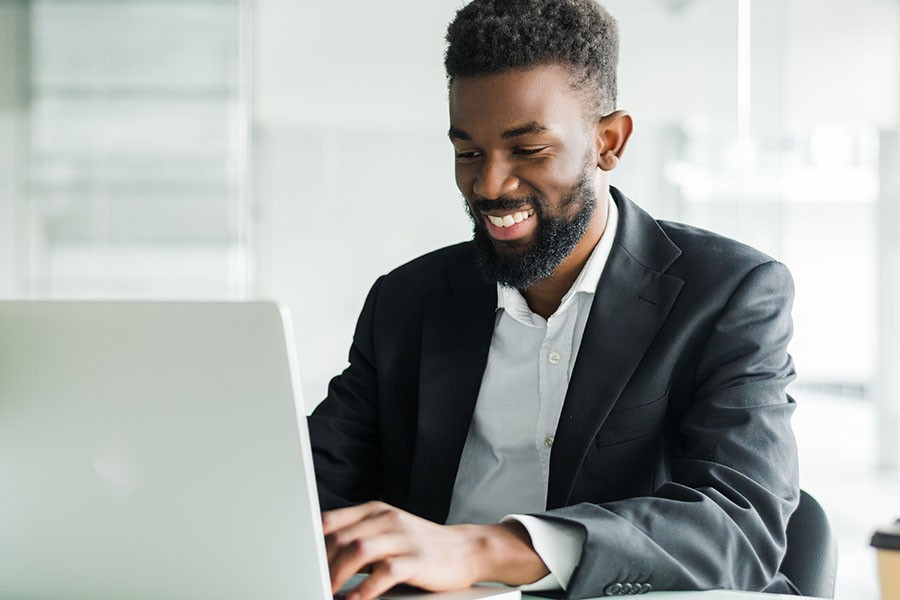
[[0, 301, 519, 600]]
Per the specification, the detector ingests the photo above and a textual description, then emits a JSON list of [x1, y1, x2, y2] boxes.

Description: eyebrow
[[447, 121, 549, 141], [447, 126, 471, 141], [501, 122, 548, 139]]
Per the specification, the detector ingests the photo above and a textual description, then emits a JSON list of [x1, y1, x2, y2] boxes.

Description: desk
[[523, 592, 813, 599]]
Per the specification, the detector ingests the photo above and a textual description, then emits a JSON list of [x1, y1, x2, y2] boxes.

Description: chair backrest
[[778, 489, 838, 598]]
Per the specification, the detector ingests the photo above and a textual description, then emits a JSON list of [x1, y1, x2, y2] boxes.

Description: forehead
[[448, 64, 591, 137]]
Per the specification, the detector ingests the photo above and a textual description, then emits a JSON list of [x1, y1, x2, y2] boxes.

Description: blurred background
[[0, 0, 897, 597]]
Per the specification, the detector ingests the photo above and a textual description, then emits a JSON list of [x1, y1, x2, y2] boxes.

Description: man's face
[[448, 64, 604, 289]]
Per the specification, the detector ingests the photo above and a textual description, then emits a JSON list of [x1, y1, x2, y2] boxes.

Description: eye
[[512, 146, 547, 157], [454, 150, 482, 161]]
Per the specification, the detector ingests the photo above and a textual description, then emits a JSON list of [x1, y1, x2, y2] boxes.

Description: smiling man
[[449, 63, 627, 320], [309, 1, 800, 599]]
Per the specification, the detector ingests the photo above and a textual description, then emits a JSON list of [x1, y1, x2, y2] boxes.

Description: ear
[[595, 110, 633, 171]]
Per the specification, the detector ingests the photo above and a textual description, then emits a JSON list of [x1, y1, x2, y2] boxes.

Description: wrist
[[462, 522, 550, 586]]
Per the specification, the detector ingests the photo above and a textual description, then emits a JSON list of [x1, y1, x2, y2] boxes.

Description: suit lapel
[[547, 190, 685, 509], [408, 258, 496, 523]]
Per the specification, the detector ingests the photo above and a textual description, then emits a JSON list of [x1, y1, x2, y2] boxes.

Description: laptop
[[0, 301, 519, 600]]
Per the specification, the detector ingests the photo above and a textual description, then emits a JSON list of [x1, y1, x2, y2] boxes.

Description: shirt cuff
[[501, 514, 586, 592]]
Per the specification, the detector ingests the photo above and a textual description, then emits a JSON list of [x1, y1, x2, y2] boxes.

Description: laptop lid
[[0, 301, 332, 600]]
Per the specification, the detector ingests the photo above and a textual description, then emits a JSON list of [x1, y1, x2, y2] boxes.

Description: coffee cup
[[872, 520, 900, 600]]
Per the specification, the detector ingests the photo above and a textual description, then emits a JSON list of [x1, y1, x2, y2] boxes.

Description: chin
[[492, 238, 532, 252]]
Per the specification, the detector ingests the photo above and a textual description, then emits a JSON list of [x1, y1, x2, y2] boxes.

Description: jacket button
[[604, 582, 623, 595]]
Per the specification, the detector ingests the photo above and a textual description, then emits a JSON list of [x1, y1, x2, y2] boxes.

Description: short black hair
[[444, 0, 620, 118]]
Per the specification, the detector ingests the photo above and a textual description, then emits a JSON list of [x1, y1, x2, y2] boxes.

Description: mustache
[[469, 196, 539, 214]]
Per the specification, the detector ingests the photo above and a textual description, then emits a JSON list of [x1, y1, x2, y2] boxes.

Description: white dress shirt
[[445, 195, 619, 591]]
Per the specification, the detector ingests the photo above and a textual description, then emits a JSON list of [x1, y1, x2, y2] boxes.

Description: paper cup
[[872, 520, 900, 600]]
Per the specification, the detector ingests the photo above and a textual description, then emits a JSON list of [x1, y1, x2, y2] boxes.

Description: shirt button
[[544, 435, 554, 448], [548, 351, 561, 364]]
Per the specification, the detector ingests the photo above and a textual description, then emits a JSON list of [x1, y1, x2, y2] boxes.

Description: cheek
[[530, 143, 592, 182], [454, 165, 475, 196], [519, 161, 582, 196], [454, 170, 466, 192]]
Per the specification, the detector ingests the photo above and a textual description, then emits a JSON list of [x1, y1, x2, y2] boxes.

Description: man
[[309, 1, 800, 599]]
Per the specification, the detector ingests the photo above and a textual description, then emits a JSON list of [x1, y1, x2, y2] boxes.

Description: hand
[[322, 501, 549, 600]]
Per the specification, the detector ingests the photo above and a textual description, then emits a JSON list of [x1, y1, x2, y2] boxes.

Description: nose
[[472, 155, 519, 200]]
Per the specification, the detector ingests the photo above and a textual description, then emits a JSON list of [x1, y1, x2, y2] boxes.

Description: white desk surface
[[523, 592, 812, 599]]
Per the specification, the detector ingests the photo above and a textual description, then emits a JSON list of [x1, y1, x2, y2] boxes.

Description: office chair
[[778, 489, 838, 598]]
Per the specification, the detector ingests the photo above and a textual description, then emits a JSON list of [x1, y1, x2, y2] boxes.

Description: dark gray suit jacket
[[309, 188, 800, 598]]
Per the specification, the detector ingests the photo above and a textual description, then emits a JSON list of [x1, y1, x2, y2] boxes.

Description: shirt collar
[[497, 193, 619, 322]]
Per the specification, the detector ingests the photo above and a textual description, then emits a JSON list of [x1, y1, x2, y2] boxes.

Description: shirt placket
[[535, 304, 578, 505]]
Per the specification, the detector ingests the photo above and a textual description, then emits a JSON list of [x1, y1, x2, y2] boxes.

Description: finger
[[322, 501, 389, 535], [329, 532, 414, 595], [325, 507, 403, 564], [349, 556, 418, 600]]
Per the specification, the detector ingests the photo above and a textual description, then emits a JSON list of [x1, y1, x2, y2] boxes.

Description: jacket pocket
[[594, 384, 670, 448]]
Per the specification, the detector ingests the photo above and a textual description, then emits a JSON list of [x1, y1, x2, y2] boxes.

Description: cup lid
[[871, 520, 900, 550]]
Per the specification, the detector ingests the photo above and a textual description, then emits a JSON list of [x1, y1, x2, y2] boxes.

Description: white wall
[[785, 0, 899, 129], [252, 0, 472, 408]]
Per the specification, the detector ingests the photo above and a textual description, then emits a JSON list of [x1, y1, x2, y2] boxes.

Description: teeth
[[487, 210, 533, 228]]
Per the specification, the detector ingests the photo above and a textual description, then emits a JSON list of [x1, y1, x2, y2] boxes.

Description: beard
[[465, 170, 598, 290]]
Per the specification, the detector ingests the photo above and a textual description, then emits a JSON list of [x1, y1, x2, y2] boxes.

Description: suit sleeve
[[539, 260, 800, 598], [307, 277, 385, 511]]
